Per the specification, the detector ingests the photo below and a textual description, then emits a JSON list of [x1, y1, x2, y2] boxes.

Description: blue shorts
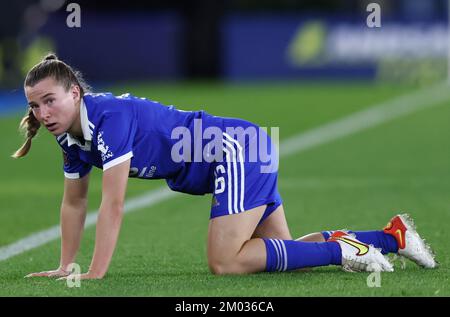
[[209, 118, 283, 224]]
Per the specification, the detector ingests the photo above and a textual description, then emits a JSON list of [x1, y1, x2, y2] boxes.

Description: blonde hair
[[12, 53, 90, 158], [11, 108, 41, 158]]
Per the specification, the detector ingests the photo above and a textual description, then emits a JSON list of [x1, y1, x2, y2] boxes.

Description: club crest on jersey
[[97, 131, 114, 161]]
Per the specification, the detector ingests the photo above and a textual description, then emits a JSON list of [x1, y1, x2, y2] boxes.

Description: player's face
[[25, 77, 81, 136]]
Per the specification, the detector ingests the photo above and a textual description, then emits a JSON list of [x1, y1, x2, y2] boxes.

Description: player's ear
[[71, 84, 81, 102]]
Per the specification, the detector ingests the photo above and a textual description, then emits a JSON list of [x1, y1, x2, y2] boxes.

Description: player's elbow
[[110, 204, 124, 217], [100, 200, 124, 217], [63, 196, 88, 210]]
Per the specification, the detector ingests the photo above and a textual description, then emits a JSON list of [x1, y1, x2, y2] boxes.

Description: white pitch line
[[279, 82, 450, 157], [1, 83, 449, 262], [0, 187, 176, 262]]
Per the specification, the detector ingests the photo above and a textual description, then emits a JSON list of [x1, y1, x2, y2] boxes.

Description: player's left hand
[[56, 272, 103, 281]]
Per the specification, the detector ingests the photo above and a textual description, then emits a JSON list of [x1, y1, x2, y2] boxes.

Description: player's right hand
[[25, 267, 71, 278]]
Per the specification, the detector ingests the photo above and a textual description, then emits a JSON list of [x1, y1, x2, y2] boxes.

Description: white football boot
[[328, 231, 394, 272], [383, 213, 437, 269]]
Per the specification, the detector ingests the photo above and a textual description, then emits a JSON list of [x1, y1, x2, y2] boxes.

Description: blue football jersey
[[57, 92, 224, 195]]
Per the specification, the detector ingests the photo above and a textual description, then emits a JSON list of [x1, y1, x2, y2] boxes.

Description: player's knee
[[208, 262, 227, 275], [208, 257, 243, 275], [208, 259, 231, 275], [209, 263, 243, 275]]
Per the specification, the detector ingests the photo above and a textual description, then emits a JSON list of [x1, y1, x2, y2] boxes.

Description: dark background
[[0, 0, 447, 88]]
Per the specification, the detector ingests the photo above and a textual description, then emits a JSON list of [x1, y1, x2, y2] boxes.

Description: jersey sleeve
[[96, 111, 136, 171], [62, 149, 92, 179]]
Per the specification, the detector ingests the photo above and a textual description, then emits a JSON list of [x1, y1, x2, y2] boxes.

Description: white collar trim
[[67, 98, 93, 149]]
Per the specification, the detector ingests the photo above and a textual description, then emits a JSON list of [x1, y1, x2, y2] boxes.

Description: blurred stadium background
[[0, 0, 449, 296], [1, 0, 449, 92]]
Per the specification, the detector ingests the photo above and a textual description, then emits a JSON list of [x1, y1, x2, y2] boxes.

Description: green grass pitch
[[0, 81, 449, 296]]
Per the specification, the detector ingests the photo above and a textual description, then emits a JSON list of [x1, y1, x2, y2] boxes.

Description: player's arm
[[26, 174, 90, 278], [59, 174, 90, 270], [84, 158, 131, 279], [57, 109, 135, 280]]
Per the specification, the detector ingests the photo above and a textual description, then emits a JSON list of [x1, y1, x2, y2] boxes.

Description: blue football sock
[[321, 230, 398, 255], [263, 239, 342, 272]]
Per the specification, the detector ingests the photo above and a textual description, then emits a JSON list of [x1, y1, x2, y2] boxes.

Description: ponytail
[[11, 108, 41, 158]]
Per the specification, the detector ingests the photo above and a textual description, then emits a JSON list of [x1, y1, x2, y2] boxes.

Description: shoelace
[[342, 256, 367, 272]]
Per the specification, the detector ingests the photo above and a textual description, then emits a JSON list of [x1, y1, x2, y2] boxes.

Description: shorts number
[[214, 165, 226, 194]]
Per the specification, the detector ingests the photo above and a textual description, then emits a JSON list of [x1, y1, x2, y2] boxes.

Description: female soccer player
[[15, 54, 435, 280]]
